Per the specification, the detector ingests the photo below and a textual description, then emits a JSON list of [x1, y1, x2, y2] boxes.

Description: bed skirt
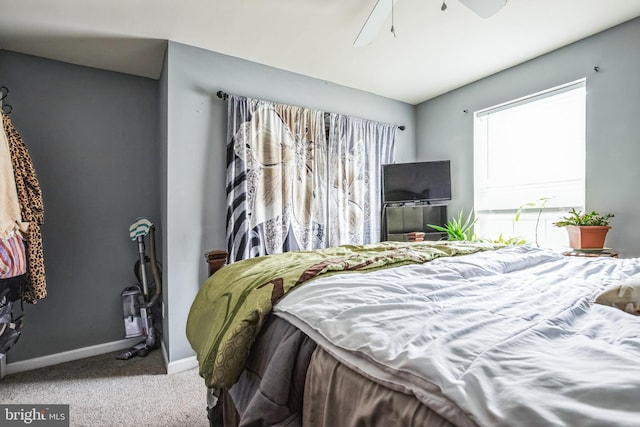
[[221, 315, 458, 427]]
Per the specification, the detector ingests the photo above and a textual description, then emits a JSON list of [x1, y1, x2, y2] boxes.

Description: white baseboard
[[5, 337, 141, 376], [166, 354, 198, 374], [4, 338, 198, 377], [160, 340, 198, 374]]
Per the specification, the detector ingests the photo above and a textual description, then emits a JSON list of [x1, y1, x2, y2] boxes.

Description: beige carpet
[[0, 350, 209, 427]]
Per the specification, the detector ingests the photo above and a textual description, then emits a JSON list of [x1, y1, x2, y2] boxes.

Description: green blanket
[[186, 240, 502, 389]]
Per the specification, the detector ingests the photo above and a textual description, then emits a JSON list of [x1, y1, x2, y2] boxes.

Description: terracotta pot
[[566, 225, 611, 249]]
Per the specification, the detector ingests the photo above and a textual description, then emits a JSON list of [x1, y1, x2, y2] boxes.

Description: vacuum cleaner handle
[[142, 224, 162, 309], [136, 235, 150, 297]]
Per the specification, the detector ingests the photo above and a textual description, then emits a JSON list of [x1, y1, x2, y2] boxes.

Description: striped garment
[[0, 232, 26, 279]]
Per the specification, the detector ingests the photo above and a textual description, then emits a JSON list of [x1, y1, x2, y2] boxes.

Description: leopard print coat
[[2, 112, 46, 303]]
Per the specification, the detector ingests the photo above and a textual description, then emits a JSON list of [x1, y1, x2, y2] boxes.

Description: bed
[[186, 241, 640, 427]]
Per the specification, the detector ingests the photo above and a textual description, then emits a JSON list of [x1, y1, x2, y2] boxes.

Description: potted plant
[[428, 209, 478, 241], [553, 208, 614, 249]]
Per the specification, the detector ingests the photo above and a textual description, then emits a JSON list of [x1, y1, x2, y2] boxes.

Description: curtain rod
[[216, 90, 405, 131]]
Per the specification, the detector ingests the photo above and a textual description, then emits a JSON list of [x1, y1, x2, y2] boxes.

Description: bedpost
[[205, 250, 228, 277]]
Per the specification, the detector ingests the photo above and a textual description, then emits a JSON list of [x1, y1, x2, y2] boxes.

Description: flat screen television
[[382, 160, 451, 204]]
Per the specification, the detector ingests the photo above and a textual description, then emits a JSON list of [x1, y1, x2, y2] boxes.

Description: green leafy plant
[[428, 209, 478, 241], [553, 208, 614, 227], [516, 197, 550, 247], [491, 233, 527, 246]]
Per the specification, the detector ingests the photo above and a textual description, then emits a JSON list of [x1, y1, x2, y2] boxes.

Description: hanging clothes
[[0, 233, 27, 279], [0, 112, 28, 279], [2, 111, 46, 303]]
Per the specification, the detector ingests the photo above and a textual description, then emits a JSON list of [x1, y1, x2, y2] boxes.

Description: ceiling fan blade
[[353, 0, 399, 47], [458, 0, 507, 18]]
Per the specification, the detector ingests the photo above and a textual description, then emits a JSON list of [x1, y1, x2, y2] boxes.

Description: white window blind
[[473, 80, 586, 247]]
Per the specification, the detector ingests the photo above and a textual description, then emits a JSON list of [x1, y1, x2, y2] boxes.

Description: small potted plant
[[553, 208, 614, 249], [428, 209, 478, 241]]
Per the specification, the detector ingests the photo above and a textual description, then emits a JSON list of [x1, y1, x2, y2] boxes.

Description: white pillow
[[595, 273, 640, 315]]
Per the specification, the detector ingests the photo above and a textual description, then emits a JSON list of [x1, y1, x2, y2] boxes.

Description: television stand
[[381, 204, 447, 242]]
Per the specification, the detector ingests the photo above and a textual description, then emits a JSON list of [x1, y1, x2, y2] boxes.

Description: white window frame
[[473, 79, 586, 248]]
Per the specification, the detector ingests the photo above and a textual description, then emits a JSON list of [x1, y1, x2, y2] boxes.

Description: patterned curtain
[[225, 95, 396, 262], [326, 113, 396, 246]]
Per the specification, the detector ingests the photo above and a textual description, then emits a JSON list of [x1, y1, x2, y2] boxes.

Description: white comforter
[[273, 245, 640, 427]]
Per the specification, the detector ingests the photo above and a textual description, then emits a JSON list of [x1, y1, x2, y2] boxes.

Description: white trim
[[5, 337, 140, 376], [4, 338, 198, 377], [476, 78, 586, 117], [160, 340, 199, 374], [166, 354, 198, 374]]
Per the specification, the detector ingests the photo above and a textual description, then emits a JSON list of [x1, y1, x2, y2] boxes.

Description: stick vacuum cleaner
[[117, 218, 162, 360]]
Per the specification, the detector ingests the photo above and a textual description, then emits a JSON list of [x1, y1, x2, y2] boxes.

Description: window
[[473, 80, 586, 248]]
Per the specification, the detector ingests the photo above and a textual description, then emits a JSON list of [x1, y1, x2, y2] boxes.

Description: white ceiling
[[1, 0, 639, 105]]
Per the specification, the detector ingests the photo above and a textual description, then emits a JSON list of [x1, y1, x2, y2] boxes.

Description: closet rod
[[216, 90, 405, 131]]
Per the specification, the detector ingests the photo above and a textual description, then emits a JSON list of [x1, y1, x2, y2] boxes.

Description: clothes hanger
[[0, 86, 13, 114]]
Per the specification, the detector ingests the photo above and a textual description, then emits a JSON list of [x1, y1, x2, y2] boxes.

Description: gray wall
[[8, 16, 636, 366], [415, 17, 640, 257], [0, 50, 161, 362], [163, 41, 416, 361]]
